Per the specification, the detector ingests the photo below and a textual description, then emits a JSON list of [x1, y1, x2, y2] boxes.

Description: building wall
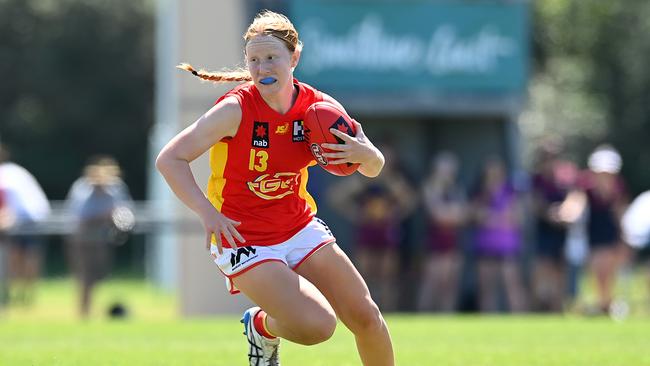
[[155, 0, 254, 316]]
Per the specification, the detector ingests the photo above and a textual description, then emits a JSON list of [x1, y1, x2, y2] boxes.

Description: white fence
[[4, 200, 193, 236]]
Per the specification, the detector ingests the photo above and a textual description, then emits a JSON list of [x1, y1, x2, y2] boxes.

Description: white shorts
[[210, 217, 336, 294]]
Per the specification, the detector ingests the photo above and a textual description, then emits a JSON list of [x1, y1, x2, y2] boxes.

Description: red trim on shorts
[[218, 258, 286, 295], [227, 279, 240, 295], [291, 239, 336, 270]]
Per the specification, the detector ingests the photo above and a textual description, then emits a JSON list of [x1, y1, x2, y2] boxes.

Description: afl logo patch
[[310, 143, 328, 166]]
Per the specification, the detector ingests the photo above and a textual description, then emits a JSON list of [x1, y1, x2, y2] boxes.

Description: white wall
[[151, 0, 253, 316]]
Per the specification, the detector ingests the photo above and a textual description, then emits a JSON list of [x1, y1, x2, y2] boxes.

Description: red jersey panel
[[207, 79, 323, 247]]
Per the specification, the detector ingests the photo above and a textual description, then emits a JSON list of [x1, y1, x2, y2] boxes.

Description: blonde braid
[[176, 63, 252, 83]]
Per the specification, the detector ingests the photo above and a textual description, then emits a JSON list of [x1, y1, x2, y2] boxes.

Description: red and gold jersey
[[207, 79, 323, 247]]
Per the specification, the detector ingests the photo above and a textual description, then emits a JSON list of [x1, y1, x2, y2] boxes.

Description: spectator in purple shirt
[[470, 157, 527, 313]]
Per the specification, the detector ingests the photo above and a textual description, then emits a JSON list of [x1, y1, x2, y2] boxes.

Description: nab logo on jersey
[[292, 120, 305, 142], [252, 121, 269, 148]]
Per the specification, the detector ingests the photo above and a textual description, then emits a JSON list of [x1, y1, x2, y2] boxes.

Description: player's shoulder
[[296, 79, 317, 92], [215, 96, 242, 117], [295, 79, 324, 101], [203, 94, 242, 138], [215, 81, 256, 105], [207, 94, 242, 127], [296, 79, 347, 112]]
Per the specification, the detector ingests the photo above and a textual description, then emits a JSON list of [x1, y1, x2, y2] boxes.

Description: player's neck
[[261, 83, 298, 115]]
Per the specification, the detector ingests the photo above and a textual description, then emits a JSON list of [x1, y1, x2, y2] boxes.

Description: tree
[[526, 0, 650, 195], [0, 0, 154, 199]]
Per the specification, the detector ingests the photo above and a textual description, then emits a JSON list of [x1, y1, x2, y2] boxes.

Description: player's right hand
[[200, 209, 246, 254]]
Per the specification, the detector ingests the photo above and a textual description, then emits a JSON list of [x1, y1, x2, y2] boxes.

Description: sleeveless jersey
[[207, 79, 323, 247]]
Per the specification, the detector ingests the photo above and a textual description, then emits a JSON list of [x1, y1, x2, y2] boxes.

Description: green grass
[[1, 279, 649, 365]]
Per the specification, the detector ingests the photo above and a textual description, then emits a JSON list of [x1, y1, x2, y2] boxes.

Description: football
[[304, 101, 360, 176]]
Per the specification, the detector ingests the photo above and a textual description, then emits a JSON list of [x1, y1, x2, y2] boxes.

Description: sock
[[253, 309, 277, 339]]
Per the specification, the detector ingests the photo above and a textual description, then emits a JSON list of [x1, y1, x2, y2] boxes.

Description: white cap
[[588, 144, 622, 174]]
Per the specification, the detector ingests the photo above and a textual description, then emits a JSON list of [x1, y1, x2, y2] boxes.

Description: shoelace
[[246, 316, 279, 366], [267, 347, 279, 366], [247, 327, 263, 365]]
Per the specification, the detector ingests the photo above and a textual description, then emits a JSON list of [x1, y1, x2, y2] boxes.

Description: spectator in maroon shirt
[[417, 151, 467, 312], [558, 144, 628, 314]]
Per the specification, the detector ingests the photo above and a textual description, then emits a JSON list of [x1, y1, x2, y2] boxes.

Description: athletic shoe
[[241, 306, 280, 366]]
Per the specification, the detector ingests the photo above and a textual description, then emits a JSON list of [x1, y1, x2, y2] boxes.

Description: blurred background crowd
[[1, 0, 650, 318], [327, 141, 648, 316]]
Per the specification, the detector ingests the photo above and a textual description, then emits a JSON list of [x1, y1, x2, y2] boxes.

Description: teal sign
[[292, 0, 529, 94]]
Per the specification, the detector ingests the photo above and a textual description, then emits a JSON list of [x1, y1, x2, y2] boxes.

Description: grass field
[[1, 278, 649, 366]]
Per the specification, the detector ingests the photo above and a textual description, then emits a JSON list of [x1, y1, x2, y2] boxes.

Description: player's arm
[[156, 97, 245, 252], [558, 189, 587, 224], [320, 93, 385, 178]]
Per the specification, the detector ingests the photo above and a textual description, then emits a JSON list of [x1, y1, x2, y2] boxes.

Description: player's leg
[[439, 252, 460, 312], [532, 258, 547, 310], [502, 259, 527, 312], [6, 242, 24, 304], [232, 261, 337, 345], [295, 243, 395, 366], [533, 257, 558, 311], [551, 260, 567, 312], [377, 248, 398, 311], [590, 246, 618, 311], [477, 257, 499, 312], [21, 240, 42, 305], [416, 255, 440, 311], [355, 247, 377, 302]]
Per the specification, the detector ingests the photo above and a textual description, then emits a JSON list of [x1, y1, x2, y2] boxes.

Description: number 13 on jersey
[[249, 149, 268, 172]]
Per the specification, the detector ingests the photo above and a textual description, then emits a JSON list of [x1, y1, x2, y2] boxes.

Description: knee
[[344, 298, 385, 335], [294, 309, 337, 345]]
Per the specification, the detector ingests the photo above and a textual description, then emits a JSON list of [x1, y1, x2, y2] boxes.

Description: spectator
[[0, 173, 7, 306], [562, 180, 589, 310], [568, 145, 628, 314], [65, 155, 134, 318], [328, 146, 416, 311], [621, 190, 650, 311], [417, 152, 467, 312], [530, 142, 574, 312], [622, 190, 650, 250], [0, 145, 51, 306], [470, 157, 527, 313]]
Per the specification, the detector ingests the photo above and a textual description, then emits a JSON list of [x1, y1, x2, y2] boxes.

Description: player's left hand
[[321, 120, 376, 165]]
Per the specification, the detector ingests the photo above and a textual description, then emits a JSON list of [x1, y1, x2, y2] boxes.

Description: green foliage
[[0, 0, 154, 199], [530, 0, 650, 194], [520, 57, 608, 165]]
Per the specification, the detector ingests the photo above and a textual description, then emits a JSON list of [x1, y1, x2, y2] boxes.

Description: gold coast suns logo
[[247, 172, 299, 200]]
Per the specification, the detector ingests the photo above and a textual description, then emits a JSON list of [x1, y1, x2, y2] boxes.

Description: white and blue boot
[[241, 307, 280, 366]]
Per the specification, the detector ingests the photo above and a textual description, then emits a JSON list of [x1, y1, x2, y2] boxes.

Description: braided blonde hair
[[178, 10, 302, 83]]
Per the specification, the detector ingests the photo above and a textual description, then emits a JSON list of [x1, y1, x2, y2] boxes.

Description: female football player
[[156, 10, 394, 366]]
